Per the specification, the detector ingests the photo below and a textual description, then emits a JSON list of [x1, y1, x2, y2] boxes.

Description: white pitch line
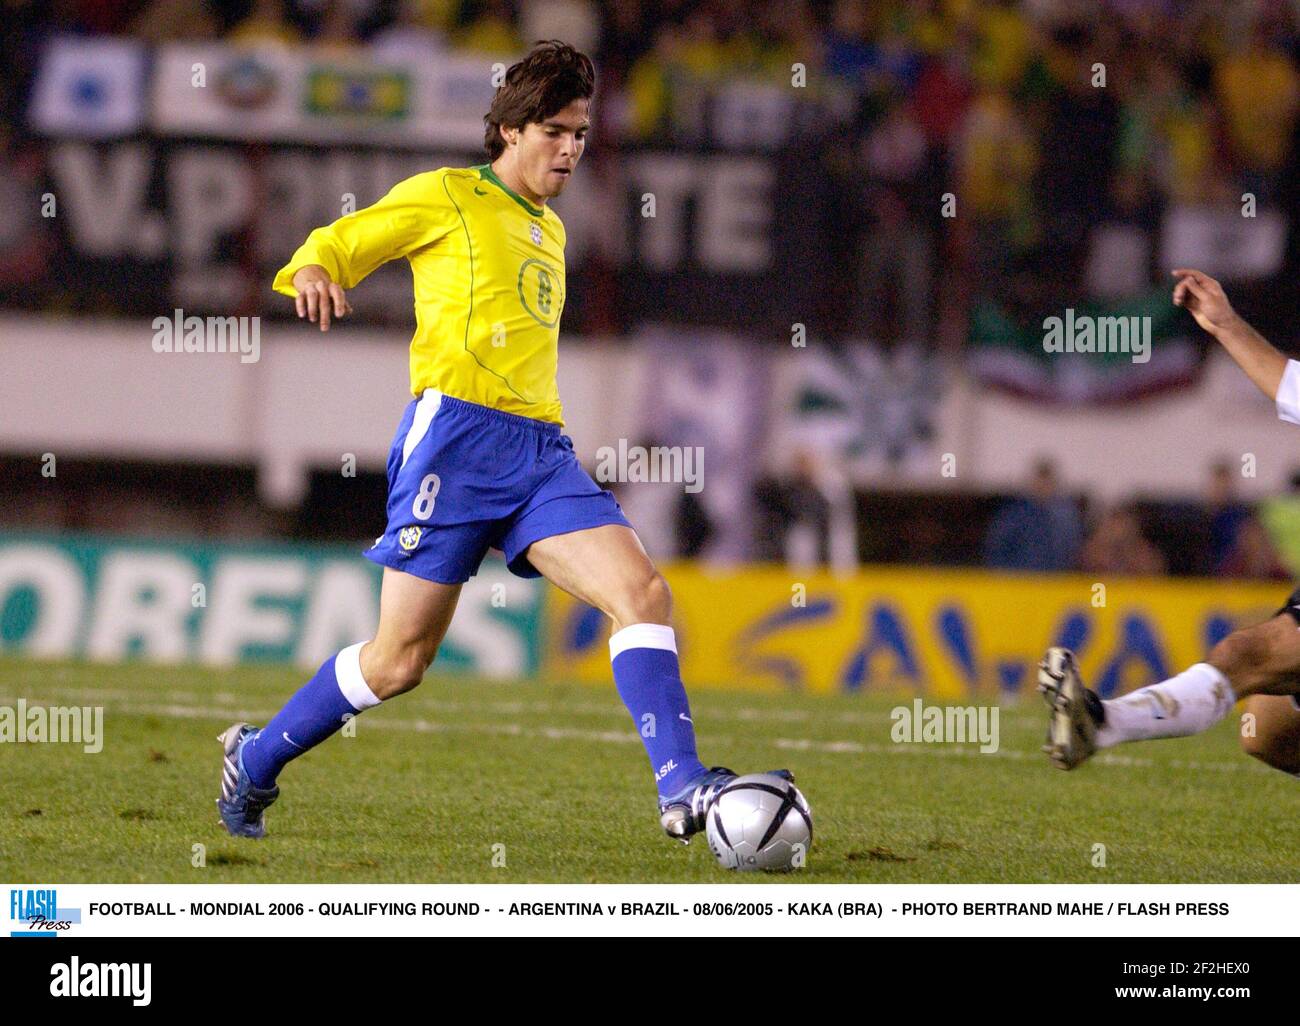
[[772, 736, 1255, 773], [0, 679, 1054, 728], [0, 693, 1271, 774]]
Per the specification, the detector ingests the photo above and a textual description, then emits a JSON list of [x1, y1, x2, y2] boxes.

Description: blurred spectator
[[52, 0, 146, 34], [621, 23, 681, 139], [821, 0, 875, 83], [911, 44, 973, 148], [1215, 17, 1300, 197], [970, 0, 1032, 90], [1219, 515, 1290, 580], [130, 0, 220, 42], [1117, 55, 1212, 203], [598, 0, 652, 81], [752, 449, 857, 568], [1204, 459, 1251, 572], [0, 122, 53, 300], [753, 449, 832, 566], [230, 0, 302, 46], [983, 459, 1083, 572], [956, 85, 1038, 295], [455, 0, 523, 56], [314, 0, 363, 52], [1259, 469, 1300, 577], [520, 0, 599, 57], [677, 488, 714, 559], [1034, 23, 1121, 292], [1080, 505, 1167, 576], [370, 0, 450, 61], [856, 98, 932, 343]]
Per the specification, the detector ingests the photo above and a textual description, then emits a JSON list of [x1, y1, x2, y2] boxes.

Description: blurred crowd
[[749, 452, 1300, 579], [979, 458, 1292, 579], [5, 1, 1300, 331]]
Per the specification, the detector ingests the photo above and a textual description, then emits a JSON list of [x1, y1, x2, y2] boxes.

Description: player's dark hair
[[484, 40, 595, 160]]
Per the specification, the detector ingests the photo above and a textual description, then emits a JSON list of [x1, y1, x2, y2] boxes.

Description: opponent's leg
[[1240, 693, 1300, 776], [524, 524, 790, 840], [1040, 613, 1300, 770], [217, 569, 460, 836]]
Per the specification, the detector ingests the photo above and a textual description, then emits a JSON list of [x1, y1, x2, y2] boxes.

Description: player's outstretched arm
[[272, 171, 455, 333], [291, 265, 352, 332], [1171, 268, 1287, 401]]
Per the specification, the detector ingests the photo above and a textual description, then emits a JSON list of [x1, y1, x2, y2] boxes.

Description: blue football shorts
[[364, 389, 631, 584]]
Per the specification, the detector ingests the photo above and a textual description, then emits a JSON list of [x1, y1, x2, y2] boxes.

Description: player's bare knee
[[622, 570, 671, 627], [365, 644, 436, 699]]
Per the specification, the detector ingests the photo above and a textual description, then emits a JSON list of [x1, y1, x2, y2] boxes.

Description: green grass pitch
[[1, 657, 1297, 883]]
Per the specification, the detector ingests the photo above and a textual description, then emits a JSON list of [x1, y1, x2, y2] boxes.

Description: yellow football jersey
[[273, 164, 569, 423]]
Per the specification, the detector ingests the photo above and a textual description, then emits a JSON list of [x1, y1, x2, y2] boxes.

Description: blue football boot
[[216, 723, 280, 838], [659, 765, 794, 843]]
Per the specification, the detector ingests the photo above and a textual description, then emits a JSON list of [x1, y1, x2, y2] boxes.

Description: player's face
[[517, 98, 589, 200]]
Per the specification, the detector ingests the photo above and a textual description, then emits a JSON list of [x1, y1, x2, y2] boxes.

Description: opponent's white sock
[[1094, 663, 1235, 749]]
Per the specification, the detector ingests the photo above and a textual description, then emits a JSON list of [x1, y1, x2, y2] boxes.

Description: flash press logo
[[1042, 309, 1151, 364], [151, 308, 260, 363], [9, 888, 80, 936], [595, 439, 704, 494], [50, 957, 151, 1006]]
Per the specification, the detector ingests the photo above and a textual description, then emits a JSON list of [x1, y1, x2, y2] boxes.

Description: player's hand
[[292, 264, 353, 332], [1171, 268, 1238, 337]]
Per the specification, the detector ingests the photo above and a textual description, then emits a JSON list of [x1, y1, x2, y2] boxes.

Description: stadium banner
[[632, 327, 771, 561], [967, 287, 1203, 404], [547, 562, 1282, 697], [17, 42, 881, 334], [0, 533, 542, 677], [16, 139, 809, 331], [1160, 204, 1288, 281], [17, 35, 831, 332], [148, 44, 494, 149], [769, 341, 942, 479], [28, 35, 148, 139]]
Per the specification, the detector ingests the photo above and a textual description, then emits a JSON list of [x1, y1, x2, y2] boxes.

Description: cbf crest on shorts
[[365, 391, 631, 584]]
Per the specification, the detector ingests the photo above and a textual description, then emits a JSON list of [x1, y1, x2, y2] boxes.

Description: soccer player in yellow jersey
[[216, 41, 790, 844]]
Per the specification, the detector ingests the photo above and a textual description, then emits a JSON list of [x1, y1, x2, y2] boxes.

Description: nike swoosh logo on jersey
[[474, 187, 487, 196]]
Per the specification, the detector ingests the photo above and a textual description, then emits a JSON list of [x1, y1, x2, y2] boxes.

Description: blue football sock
[[609, 623, 707, 799], [241, 642, 381, 788]]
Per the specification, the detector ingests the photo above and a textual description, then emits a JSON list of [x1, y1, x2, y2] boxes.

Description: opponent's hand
[[1171, 268, 1237, 337], [292, 265, 353, 331]]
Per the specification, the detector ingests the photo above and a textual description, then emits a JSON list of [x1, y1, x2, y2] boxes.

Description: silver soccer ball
[[705, 772, 812, 871]]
